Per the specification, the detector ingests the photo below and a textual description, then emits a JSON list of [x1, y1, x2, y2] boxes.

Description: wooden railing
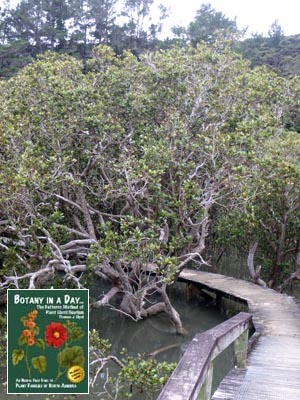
[[157, 312, 252, 400]]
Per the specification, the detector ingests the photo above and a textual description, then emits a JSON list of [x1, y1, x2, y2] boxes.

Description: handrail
[[157, 312, 252, 400]]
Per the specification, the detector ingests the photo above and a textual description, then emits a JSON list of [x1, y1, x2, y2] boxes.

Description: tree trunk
[[159, 284, 185, 335], [268, 214, 288, 288], [247, 242, 267, 287], [279, 244, 300, 292]]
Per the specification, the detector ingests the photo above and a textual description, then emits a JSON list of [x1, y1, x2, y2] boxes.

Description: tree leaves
[[0, 0, 165, 77], [1, 39, 299, 319]]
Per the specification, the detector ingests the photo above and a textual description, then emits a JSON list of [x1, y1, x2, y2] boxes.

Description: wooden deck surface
[[179, 269, 300, 400]]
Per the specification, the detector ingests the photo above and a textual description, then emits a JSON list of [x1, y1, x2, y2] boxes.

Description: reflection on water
[[1, 280, 229, 399]]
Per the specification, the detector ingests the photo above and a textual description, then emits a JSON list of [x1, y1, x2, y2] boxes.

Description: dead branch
[[92, 287, 121, 307], [147, 343, 181, 358], [90, 353, 124, 388]]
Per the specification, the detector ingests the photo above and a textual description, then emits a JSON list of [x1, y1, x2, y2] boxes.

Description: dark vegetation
[[1, 2, 300, 78]]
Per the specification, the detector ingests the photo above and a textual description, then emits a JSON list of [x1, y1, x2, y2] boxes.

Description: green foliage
[[89, 329, 176, 399], [32, 355, 47, 373], [117, 352, 176, 398], [216, 131, 300, 285], [89, 329, 111, 356], [238, 31, 300, 77], [12, 349, 24, 366], [187, 3, 239, 46], [0, 28, 300, 394], [268, 20, 284, 47], [66, 321, 85, 343], [0, 40, 298, 290], [0, 0, 166, 76], [57, 346, 85, 368], [1, 0, 300, 80]]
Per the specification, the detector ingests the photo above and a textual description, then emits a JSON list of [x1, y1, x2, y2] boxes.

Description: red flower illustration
[[45, 322, 67, 348]]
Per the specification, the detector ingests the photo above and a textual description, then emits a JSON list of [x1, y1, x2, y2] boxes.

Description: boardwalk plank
[[180, 269, 300, 400], [212, 369, 246, 400]]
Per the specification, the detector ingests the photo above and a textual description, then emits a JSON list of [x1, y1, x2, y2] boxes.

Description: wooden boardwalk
[[179, 269, 300, 400]]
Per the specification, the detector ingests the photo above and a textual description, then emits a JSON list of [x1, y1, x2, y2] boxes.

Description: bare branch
[[60, 239, 98, 251], [77, 187, 97, 240], [54, 194, 84, 212], [92, 287, 120, 307], [247, 242, 267, 287], [53, 223, 90, 239]]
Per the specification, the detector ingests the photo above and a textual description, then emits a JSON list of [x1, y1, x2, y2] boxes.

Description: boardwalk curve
[[179, 269, 300, 400]]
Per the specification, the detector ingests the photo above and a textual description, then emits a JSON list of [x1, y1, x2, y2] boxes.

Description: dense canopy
[[1, 41, 300, 332]]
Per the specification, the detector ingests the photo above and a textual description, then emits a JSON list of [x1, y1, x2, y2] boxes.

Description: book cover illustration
[[7, 289, 89, 394]]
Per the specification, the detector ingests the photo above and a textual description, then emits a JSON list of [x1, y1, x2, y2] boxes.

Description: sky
[[159, 0, 300, 38]]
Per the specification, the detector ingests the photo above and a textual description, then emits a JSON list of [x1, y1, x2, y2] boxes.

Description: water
[[1, 281, 229, 399]]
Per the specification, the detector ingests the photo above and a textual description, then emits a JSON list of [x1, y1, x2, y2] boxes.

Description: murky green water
[[1, 281, 231, 399]]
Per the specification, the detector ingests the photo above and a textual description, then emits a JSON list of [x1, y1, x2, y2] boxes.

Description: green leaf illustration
[[12, 349, 25, 366], [68, 326, 84, 342], [35, 338, 45, 349], [57, 346, 85, 368], [32, 356, 47, 373], [33, 326, 40, 336], [18, 335, 28, 346]]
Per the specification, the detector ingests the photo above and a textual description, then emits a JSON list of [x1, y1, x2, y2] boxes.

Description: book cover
[[7, 289, 89, 394]]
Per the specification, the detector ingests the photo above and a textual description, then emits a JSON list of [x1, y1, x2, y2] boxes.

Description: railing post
[[233, 329, 249, 368], [157, 313, 252, 400], [216, 293, 222, 310], [197, 362, 213, 400]]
